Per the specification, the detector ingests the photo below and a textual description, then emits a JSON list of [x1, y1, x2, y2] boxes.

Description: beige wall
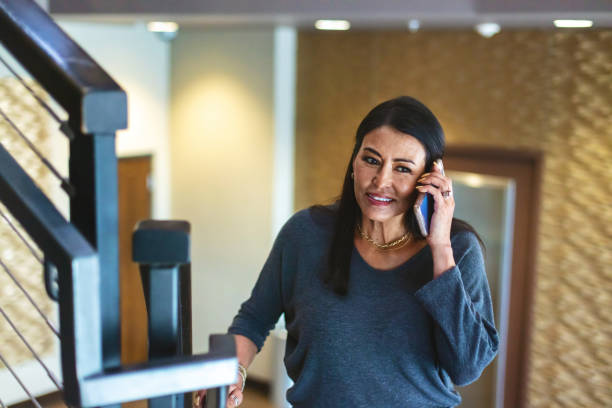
[[170, 28, 276, 370], [296, 29, 611, 406]]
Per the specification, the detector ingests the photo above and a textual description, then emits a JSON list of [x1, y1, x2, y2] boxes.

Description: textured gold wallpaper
[[296, 30, 612, 406], [0, 78, 56, 367]]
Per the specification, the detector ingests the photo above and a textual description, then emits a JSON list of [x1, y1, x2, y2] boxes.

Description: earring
[[351, 172, 354, 179]]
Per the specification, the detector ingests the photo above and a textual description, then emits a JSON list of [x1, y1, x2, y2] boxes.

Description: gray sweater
[[229, 207, 498, 407]]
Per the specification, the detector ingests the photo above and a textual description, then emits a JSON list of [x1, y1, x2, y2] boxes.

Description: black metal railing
[[0, 0, 236, 407]]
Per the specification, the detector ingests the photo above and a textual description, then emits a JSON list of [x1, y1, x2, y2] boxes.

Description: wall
[[295, 29, 611, 407], [170, 28, 277, 378]]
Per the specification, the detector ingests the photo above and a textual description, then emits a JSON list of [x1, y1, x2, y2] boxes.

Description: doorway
[[118, 155, 152, 366], [444, 147, 542, 408]]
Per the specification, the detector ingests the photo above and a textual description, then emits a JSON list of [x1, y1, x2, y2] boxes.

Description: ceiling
[[49, 0, 612, 29]]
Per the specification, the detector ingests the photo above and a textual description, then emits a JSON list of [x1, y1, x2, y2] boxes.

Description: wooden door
[[444, 147, 542, 408], [118, 156, 152, 365]]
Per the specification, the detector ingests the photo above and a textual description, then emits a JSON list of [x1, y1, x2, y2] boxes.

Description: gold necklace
[[357, 223, 411, 251]]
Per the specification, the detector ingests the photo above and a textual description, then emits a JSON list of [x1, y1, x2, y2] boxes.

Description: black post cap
[[133, 220, 190, 264]]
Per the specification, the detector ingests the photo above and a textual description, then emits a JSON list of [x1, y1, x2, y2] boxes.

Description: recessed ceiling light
[[314, 19, 351, 31], [407, 19, 420, 33], [475, 22, 501, 38], [147, 21, 179, 33], [553, 19, 593, 28]]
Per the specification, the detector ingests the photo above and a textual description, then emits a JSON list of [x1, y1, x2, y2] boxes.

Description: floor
[[9, 388, 276, 408], [124, 388, 276, 408], [241, 388, 276, 408]]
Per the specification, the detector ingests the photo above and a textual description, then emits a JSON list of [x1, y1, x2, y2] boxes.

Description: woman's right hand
[[194, 378, 244, 408]]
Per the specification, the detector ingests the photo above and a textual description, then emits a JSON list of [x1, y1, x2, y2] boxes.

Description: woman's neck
[[360, 215, 408, 244]]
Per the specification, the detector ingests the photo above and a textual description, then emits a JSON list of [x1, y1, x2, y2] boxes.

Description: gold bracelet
[[237, 364, 247, 392]]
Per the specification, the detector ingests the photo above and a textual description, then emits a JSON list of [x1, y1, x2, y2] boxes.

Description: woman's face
[[352, 125, 427, 225]]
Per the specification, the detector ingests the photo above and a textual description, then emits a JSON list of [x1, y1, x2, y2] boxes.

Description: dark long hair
[[321, 96, 483, 295]]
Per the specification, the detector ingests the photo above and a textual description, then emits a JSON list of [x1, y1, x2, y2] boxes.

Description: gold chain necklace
[[357, 223, 412, 251]]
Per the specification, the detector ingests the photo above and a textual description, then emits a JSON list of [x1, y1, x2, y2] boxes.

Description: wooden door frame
[[445, 146, 543, 408], [118, 154, 153, 367]]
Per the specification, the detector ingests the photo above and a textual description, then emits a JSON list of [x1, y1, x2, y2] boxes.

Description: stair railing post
[[69, 131, 120, 408], [133, 220, 193, 408]]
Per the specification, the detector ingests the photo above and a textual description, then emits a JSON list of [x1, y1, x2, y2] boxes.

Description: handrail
[[0, 0, 126, 133]]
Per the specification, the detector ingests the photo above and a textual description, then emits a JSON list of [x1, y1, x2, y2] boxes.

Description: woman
[[199, 96, 498, 408]]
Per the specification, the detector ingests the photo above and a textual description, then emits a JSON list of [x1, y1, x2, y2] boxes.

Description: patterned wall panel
[[0, 78, 57, 367], [296, 29, 612, 406]]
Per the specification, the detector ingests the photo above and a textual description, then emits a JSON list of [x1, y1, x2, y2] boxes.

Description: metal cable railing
[[0, 208, 43, 265], [0, 190, 67, 408], [0, 257, 59, 338], [0, 107, 74, 197], [0, 216, 64, 407], [0, 49, 67, 406], [0, 304, 62, 390], [0, 352, 43, 408], [0, 54, 73, 141]]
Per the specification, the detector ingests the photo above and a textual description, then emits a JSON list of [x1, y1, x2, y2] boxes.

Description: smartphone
[[414, 159, 444, 237]]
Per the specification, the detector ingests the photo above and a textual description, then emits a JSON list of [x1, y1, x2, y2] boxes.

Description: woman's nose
[[373, 166, 392, 188]]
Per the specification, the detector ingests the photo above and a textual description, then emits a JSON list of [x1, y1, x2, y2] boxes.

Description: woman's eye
[[363, 156, 379, 165], [396, 166, 412, 174]]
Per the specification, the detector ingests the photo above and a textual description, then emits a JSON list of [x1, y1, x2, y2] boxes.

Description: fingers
[[417, 172, 452, 193], [226, 389, 243, 408], [193, 390, 206, 408], [415, 184, 445, 203], [192, 387, 244, 408], [415, 183, 454, 208]]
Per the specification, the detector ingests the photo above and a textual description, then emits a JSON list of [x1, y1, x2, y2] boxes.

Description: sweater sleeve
[[414, 232, 499, 386], [227, 216, 293, 352]]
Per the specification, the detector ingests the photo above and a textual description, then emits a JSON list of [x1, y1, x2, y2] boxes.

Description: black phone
[[414, 159, 444, 236]]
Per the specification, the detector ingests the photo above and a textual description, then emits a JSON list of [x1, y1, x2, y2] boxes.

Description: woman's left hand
[[415, 161, 456, 277], [194, 381, 244, 408]]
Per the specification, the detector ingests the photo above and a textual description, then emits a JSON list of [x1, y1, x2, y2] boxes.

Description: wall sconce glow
[[463, 174, 485, 188], [475, 22, 501, 38], [147, 21, 179, 33], [407, 19, 420, 33], [314, 19, 351, 30], [553, 19, 593, 28]]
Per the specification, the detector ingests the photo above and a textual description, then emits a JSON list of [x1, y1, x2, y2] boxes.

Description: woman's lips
[[366, 193, 393, 206]]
